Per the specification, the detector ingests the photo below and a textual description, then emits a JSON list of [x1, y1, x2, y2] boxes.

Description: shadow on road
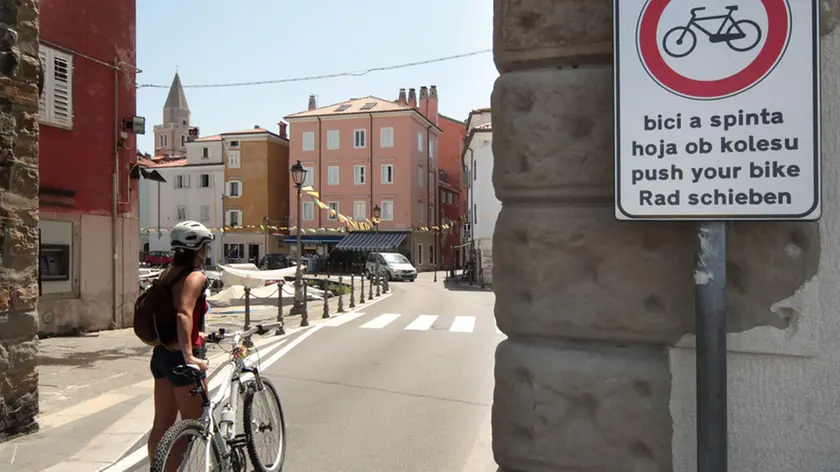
[[443, 278, 493, 292]]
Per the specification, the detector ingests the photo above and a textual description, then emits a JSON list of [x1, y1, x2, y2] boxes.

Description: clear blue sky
[[136, 0, 497, 154]]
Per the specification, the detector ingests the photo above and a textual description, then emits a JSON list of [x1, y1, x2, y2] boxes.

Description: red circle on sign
[[637, 0, 790, 99]]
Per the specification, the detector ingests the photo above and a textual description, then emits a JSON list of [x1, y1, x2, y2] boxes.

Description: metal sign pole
[[694, 221, 727, 472]]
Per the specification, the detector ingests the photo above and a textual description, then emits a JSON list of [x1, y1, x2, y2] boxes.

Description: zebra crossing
[[325, 311, 504, 334]]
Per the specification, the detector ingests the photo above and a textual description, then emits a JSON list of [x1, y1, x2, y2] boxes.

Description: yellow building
[[221, 125, 291, 263]]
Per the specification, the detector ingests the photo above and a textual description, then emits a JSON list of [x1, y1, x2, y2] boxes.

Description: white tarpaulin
[[207, 282, 325, 307], [218, 264, 297, 289]]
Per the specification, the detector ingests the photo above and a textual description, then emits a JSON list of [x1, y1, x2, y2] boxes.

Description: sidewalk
[[0, 278, 393, 471]]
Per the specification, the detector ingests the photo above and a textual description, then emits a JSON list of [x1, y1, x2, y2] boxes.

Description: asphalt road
[[127, 274, 500, 471]]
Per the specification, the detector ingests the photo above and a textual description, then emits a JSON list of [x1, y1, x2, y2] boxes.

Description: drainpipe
[[464, 147, 475, 265], [111, 65, 120, 329], [369, 113, 373, 228], [317, 117, 323, 231], [425, 123, 432, 269]]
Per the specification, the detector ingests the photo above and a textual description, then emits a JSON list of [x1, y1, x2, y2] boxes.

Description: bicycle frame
[[687, 12, 735, 37]]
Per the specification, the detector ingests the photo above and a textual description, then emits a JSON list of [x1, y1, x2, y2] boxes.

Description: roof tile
[[285, 96, 413, 119]]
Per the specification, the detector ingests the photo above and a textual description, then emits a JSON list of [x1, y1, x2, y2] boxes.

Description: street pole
[[695, 221, 727, 472], [291, 185, 307, 323]]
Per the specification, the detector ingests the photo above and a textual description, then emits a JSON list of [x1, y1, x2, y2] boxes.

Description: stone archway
[[0, 0, 41, 439]]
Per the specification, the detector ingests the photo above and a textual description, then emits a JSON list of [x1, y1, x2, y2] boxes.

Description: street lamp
[[290, 160, 308, 324]]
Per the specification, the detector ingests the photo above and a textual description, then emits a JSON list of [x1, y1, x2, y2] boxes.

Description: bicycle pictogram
[[662, 5, 763, 58]]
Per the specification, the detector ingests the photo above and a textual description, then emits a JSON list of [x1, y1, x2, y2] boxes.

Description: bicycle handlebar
[[205, 323, 280, 344], [690, 6, 706, 13]]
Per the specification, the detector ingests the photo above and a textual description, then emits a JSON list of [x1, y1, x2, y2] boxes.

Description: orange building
[[221, 125, 291, 263]]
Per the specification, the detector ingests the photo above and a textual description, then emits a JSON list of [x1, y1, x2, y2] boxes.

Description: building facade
[[143, 134, 225, 266], [463, 109, 496, 285], [37, 0, 140, 334], [437, 114, 468, 269], [284, 87, 442, 270], [221, 126, 291, 264]]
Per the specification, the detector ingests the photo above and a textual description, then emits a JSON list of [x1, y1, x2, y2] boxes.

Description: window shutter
[[51, 51, 73, 129], [38, 48, 50, 122]]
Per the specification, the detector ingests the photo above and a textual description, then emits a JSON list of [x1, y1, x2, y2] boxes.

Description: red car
[[144, 251, 172, 267]]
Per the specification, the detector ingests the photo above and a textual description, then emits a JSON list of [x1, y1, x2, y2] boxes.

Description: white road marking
[[323, 311, 366, 327], [405, 315, 438, 331], [360, 313, 401, 329], [450, 316, 476, 333]]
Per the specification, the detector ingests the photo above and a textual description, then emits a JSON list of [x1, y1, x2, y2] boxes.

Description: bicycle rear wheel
[[150, 419, 223, 472], [244, 378, 287, 472]]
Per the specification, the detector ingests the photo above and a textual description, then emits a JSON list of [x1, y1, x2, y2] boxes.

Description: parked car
[[258, 253, 294, 270], [365, 252, 417, 282], [144, 251, 171, 267]]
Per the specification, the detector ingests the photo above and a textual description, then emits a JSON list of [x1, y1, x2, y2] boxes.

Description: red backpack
[[133, 268, 190, 347]]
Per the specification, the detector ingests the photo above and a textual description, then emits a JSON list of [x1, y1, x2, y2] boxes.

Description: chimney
[[419, 86, 429, 117], [308, 94, 317, 111], [254, 125, 261, 130], [398, 88, 407, 105], [277, 121, 288, 139], [428, 85, 439, 126], [408, 88, 417, 108]]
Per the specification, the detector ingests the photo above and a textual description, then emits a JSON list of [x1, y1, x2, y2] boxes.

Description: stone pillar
[[0, 0, 41, 440], [491, 1, 820, 471]]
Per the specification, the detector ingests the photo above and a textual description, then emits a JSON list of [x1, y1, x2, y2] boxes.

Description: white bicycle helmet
[[170, 221, 214, 251]]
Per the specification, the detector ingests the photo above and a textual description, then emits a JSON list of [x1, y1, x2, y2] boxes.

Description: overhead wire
[[137, 49, 492, 89]]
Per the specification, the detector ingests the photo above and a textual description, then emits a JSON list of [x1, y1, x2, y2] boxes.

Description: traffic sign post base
[[694, 221, 728, 472]]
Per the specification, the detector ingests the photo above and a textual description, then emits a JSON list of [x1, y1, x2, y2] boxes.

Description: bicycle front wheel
[[244, 378, 287, 472], [150, 419, 223, 472]]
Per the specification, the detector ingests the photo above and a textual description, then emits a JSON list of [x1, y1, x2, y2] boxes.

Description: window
[[381, 164, 394, 184], [417, 244, 423, 265], [302, 131, 315, 151], [327, 166, 340, 185], [174, 174, 190, 189], [202, 147, 209, 159], [226, 210, 242, 226], [303, 165, 314, 187], [327, 130, 340, 150], [327, 202, 339, 220], [418, 203, 424, 223], [226, 180, 241, 197], [430, 138, 436, 158], [228, 150, 241, 168], [354, 201, 366, 220], [354, 165, 366, 185], [176, 206, 187, 221], [473, 159, 477, 181], [229, 141, 240, 148], [354, 129, 367, 148], [200, 205, 211, 222], [474, 204, 478, 224], [39, 243, 71, 282], [429, 171, 434, 192], [381, 200, 394, 221], [380, 127, 394, 148], [302, 201, 315, 220], [429, 245, 434, 264], [417, 168, 424, 188], [181, 135, 186, 147], [199, 174, 211, 188], [224, 243, 245, 260], [38, 45, 74, 129], [160, 135, 167, 147], [417, 132, 423, 152]]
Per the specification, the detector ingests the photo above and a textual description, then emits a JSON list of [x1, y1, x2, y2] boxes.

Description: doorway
[[248, 244, 260, 264]]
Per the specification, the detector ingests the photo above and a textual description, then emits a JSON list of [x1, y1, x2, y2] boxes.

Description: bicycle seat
[[726, 5, 738, 10], [690, 6, 706, 13], [173, 364, 202, 377]]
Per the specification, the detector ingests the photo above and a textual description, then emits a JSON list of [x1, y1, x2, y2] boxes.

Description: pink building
[[284, 87, 443, 270]]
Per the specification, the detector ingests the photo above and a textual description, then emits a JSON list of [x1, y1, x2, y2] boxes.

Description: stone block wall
[[491, 0, 822, 470], [0, 0, 41, 440]]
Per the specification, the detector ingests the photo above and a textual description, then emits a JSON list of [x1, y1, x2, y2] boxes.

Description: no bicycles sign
[[614, 0, 821, 221]]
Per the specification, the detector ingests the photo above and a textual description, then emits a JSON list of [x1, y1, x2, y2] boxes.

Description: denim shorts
[[149, 345, 206, 388]]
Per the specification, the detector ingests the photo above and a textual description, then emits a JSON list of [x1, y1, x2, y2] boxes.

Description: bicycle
[[150, 324, 287, 472], [662, 6, 762, 58]]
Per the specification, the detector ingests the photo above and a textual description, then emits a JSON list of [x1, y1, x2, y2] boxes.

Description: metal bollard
[[322, 278, 331, 319], [360, 271, 366, 304], [349, 273, 356, 308], [434, 264, 437, 282], [244, 286, 252, 330], [368, 269, 374, 300], [383, 272, 390, 293], [375, 269, 381, 297], [338, 275, 345, 313], [301, 282, 310, 327], [275, 281, 286, 335]]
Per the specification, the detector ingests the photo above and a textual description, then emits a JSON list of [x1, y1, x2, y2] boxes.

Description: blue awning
[[334, 232, 409, 252], [282, 234, 346, 245]]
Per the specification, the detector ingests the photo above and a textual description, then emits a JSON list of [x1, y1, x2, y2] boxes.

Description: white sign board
[[614, 0, 820, 221]]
